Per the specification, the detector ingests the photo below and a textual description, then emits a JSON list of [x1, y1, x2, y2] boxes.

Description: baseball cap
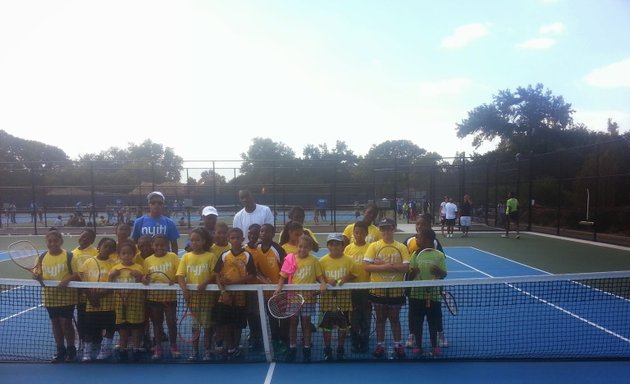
[[202, 206, 218, 217], [378, 218, 396, 228], [147, 191, 165, 201], [326, 233, 344, 244]]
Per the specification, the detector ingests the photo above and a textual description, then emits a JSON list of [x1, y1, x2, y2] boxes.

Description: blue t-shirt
[[131, 215, 180, 241]]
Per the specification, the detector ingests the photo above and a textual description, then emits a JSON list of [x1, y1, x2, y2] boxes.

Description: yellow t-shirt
[[364, 240, 410, 298], [215, 249, 255, 307], [79, 257, 116, 312], [210, 244, 231, 258], [177, 251, 218, 325], [39, 249, 77, 308], [318, 254, 357, 312], [280, 254, 323, 304], [342, 223, 381, 245], [281, 243, 298, 256], [343, 242, 371, 283], [110, 263, 145, 325], [254, 242, 284, 284], [71, 246, 99, 305], [143, 252, 180, 302]]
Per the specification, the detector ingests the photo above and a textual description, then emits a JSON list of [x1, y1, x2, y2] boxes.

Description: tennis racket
[[8, 240, 44, 286], [267, 291, 305, 319], [177, 304, 201, 344], [376, 245, 403, 282], [112, 268, 137, 322], [256, 271, 272, 284], [441, 291, 458, 316], [145, 270, 175, 284]]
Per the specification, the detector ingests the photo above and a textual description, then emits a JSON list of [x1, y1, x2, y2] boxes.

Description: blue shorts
[[459, 216, 471, 226]]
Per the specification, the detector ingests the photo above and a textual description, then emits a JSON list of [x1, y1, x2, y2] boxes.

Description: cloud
[[584, 58, 630, 88], [418, 78, 474, 98], [441, 23, 490, 48], [539, 22, 565, 35], [516, 37, 556, 49]]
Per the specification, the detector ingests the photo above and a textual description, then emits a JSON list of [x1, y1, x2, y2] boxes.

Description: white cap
[[147, 191, 165, 201], [202, 206, 218, 217]]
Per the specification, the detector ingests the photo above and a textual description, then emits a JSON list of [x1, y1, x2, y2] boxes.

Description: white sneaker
[[81, 342, 93, 362], [501, 234, 508, 238], [437, 332, 448, 348], [515, 234, 520, 239], [96, 342, 113, 360], [405, 334, 415, 349]]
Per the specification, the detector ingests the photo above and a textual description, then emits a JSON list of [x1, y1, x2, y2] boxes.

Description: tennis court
[[1, 230, 629, 383]]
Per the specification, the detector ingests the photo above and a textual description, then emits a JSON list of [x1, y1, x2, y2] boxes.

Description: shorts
[[116, 322, 144, 331], [46, 305, 75, 319], [369, 294, 405, 306], [319, 311, 349, 331], [147, 300, 177, 311], [459, 216, 471, 226], [84, 310, 116, 339], [508, 212, 519, 222], [445, 218, 456, 226], [213, 302, 247, 329]]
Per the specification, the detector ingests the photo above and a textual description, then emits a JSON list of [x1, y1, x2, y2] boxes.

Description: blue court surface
[[1, 245, 629, 383]]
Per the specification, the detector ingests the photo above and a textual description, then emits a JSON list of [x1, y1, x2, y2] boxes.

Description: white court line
[[264, 362, 276, 384], [1, 285, 24, 294], [0, 304, 42, 323], [445, 251, 630, 344]]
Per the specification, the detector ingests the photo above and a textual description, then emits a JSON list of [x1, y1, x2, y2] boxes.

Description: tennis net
[[1, 271, 629, 363]]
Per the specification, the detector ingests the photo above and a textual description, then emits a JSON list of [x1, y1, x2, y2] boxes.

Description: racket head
[[267, 291, 304, 319], [376, 244, 403, 281], [8, 240, 40, 272], [442, 291, 458, 316], [77, 256, 101, 282], [146, 270, 174, 284], [177, 306, 201, 344]]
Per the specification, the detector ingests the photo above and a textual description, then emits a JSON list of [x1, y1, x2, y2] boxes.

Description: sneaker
[[412, 346, 422, 355], [96, 342, 113, 360], [438, 332, 448, 348], [202, 349, 213, 361], [336, 347, 344, 361], [52, 346, 66, 363], [170, 345, 181, 359], [394, 345, 406, 360], [152, 345, 163, 361], [81, 342, 93, 362], [515, 235, 520, 239], [302, 347, 311, 363], [405, 334, 415, 349], [431, 347, 441, 356], [188, 352, 199, 361], [285, 347, 297, 362], [65, 346, 77, 362], [227, 348, 242, 360], [372, 344, 385, 359], [501, 234, 508, 238], [323, 347, 333, 361]]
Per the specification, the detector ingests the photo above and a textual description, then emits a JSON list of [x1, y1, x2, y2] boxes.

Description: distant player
[[502, 192, 520, 239]]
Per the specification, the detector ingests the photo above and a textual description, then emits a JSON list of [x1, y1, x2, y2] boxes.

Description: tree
[[456, 84, 574, 154], [238, 138, 297, 187]]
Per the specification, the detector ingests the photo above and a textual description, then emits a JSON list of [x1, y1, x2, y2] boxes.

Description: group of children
[[35, 211, 447, 364]]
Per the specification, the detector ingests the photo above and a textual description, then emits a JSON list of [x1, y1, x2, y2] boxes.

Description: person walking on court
[[502, 192, 520, 239]]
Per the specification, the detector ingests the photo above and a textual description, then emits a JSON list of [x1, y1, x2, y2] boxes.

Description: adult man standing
[[131, 191, 180, 253], [502, 192, 520, 239], [232, 189, 274, 235]]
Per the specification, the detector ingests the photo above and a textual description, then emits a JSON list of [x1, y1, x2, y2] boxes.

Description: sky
[[1, 0, 629, 168]]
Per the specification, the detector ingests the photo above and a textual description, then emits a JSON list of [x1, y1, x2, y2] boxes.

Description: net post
[[257, 285, 273, 362]]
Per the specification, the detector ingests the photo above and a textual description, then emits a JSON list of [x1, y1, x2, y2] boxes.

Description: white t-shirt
[[445, 202, 458, 220], [232, 204, 274, 234]]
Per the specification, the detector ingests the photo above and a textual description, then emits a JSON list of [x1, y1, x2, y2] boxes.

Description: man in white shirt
[[232, 189, 274, 238], [444, 198, 458, 238]]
